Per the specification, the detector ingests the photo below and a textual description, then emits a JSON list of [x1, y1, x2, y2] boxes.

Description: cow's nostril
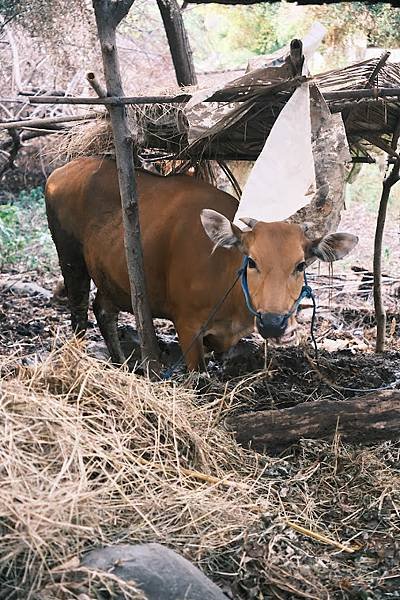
[[256, 313, 288, 339]]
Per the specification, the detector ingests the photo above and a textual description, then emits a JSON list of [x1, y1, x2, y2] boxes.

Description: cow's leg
[[93, 291, 125, 365], [46, 207, 90, 336], [62, 263, 90, 336], [175, 320, 206, 372]]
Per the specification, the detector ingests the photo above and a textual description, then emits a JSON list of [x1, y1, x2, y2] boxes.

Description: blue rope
[[239, 256, 262, 319], [239, 255, 319, 360]]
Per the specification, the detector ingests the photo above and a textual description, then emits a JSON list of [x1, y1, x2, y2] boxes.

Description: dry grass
[[48, 102, 186, 166], [51, 116, 115, 163], [1, 339, 399, 599]]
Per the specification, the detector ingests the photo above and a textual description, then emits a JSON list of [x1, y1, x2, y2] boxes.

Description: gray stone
[[81, 542, 229, 600], [0, 277, 52, 300]]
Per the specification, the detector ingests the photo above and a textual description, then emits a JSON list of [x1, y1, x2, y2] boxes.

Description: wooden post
[[156, 0, 197, 87], [286, 39, 304, 76], [374, 115, 400, 353], [92, 0, 160, 371], [374, 158, 400, 352]]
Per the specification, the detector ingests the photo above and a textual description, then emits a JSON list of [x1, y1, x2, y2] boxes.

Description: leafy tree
[[367, 4, 400, 47], [185, 1, 400, 72]]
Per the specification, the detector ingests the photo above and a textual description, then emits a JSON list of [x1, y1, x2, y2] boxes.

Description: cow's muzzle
[[256, 312, 289, 339]]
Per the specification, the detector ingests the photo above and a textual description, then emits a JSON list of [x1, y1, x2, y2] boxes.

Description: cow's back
[[45, 157, 239, 319]]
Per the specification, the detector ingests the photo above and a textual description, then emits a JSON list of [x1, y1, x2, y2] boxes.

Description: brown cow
[[45, 157, 358, 370]]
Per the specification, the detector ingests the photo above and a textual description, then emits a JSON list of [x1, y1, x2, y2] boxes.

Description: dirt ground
[[1, 269, 400, 600], [1, 170, 400, 599], [1, 250, 400, 410]]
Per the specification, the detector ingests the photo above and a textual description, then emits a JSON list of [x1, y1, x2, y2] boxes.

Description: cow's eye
[[248, 257, 257, 269], [296, 261, 306, 272]]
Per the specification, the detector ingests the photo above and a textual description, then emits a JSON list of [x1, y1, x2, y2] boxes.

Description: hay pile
[[1, 340, 399, 599]]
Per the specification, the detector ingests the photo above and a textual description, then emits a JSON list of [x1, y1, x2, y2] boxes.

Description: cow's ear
[[308, 232, 359, 262], [200, 209, 243, 250]]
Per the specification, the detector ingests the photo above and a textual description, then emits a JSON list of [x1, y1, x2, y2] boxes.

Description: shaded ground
[[1, 269, 400, 406], [1, 175, 400, 599]]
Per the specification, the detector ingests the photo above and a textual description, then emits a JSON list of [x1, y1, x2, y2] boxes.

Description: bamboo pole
[[366, 51, 391, 86], [2, 85, 400, 109], [323, 87, 400, 101], [25, 94, 191, 105]]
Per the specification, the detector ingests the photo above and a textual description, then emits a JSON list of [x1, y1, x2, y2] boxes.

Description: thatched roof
[[133, 54, 400, 165], [182, 56, 400, 162], [56, 54, 400, 167]]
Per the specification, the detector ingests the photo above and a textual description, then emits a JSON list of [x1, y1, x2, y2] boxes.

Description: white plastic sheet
[[233, 82, 316, 226], [302, 22, 327, 73], [232, 23, 328, 226]]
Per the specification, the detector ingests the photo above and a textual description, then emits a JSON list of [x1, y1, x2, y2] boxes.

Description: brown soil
[[1, 182, 400, 599]]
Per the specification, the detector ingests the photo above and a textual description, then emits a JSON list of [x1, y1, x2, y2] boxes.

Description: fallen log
[[226, 390, 400, 454]]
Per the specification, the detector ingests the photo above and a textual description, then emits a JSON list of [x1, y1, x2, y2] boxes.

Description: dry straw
[[48, 102, 186, 166], [1, 339, 399, 598]]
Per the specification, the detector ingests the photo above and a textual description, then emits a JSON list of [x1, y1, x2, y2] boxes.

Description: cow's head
[[201, 210, 358, 344]]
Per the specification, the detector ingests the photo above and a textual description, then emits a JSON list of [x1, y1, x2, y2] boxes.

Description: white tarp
[[232, 25, 329, 226], [233, 81, 316, 225], [302, 22, 327, 72]]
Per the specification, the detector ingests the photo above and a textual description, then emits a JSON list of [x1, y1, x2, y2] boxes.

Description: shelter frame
[[2, 50, 400, 354]]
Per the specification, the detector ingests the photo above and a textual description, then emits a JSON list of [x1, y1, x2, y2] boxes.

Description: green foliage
[[0, 204, 21, 266], [185, 1, 400, 72], [213, 5, 281, 57], [184, 4, 255, 70], [0, 187, 56, 271], [0, 0, 18, 21], [367, 5, 400, 47], [17, 186, 46, 207]]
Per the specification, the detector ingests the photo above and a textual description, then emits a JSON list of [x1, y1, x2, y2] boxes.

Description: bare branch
[[0, 129, 21, 178]]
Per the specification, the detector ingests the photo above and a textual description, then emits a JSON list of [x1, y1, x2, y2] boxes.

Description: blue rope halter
[[239, 255, 318, 357], [162, 255, 318, 379]]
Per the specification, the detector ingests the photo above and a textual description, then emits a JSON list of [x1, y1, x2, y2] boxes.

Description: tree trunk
[[157, 0, 197, 87], [93, 0, 160, 371], [226, 390, 400, 454]]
